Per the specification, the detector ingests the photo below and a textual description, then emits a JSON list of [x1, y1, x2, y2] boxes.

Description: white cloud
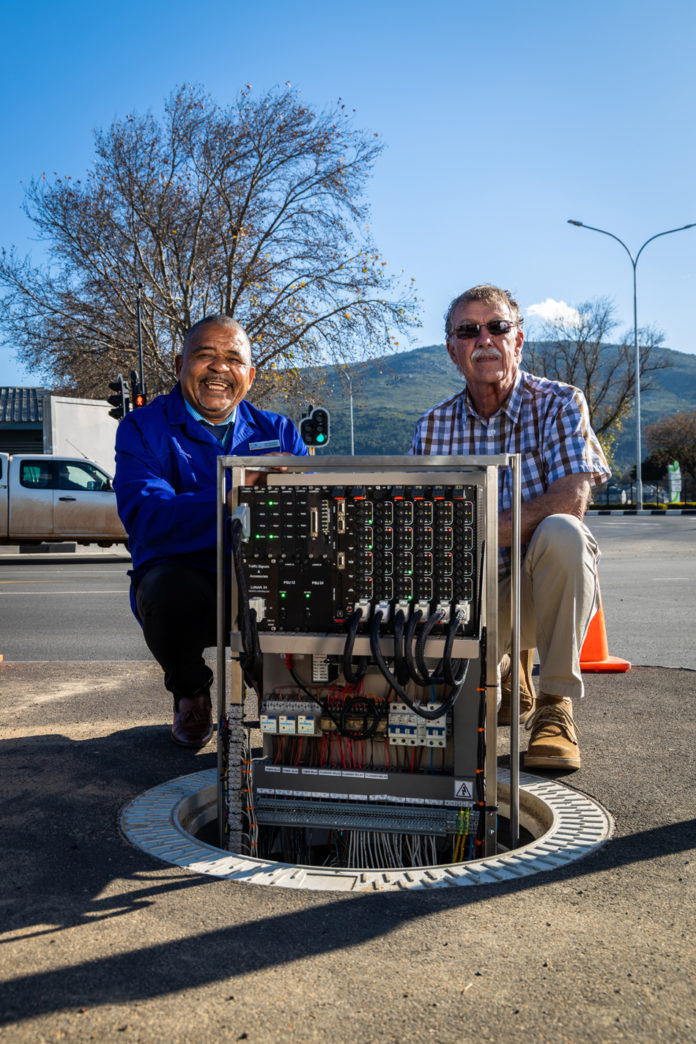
[[526, 299, 580, 325]]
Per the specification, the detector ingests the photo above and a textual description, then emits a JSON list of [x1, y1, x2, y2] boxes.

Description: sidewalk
[[1, 658, 694, 1043], [0, 543, 130, 563]]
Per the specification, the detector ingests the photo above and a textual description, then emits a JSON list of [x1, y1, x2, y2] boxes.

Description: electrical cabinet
[[216, 455, 521, 869]]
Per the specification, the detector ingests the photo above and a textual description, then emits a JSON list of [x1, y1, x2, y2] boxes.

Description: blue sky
[[2, 0, 695, 386]]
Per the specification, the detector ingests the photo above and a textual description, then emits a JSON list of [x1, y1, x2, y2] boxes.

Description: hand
[[226, 454, 298, 502]]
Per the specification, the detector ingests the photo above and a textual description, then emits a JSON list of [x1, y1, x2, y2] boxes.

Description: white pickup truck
[[0, 453, 127, 546]]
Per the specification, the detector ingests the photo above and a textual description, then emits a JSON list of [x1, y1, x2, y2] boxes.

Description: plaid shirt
[[410, 370, 610, 576]]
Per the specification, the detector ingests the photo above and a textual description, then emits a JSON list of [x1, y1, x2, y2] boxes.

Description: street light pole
[[135, 282, 145, 394], [567, 219, 695, 512], [348, 375, 355, 456]]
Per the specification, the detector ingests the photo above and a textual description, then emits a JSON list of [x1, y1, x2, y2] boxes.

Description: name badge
[[249, 440, 281, 451]]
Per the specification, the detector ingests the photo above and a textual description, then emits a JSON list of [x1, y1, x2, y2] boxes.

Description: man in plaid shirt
[[411, 284, 610, 771]]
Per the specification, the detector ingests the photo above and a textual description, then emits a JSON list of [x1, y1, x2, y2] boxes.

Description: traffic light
[[130, 370, 147, 408], [300, 406, 331, 448], [107, 374, 129, 420]]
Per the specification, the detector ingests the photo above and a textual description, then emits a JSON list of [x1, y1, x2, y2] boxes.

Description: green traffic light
[[316, 434, 326, 443]]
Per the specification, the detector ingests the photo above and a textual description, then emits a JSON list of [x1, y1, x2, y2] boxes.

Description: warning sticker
[[453, 779, 474, 800]]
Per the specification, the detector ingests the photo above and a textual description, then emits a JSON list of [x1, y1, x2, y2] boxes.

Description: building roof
[[0, 387, 45, 425]]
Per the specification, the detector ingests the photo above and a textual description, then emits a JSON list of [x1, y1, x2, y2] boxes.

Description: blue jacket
[[114, 383, 307, 596]]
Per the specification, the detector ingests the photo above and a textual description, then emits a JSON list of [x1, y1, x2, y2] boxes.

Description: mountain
[[268, 343, 696, 469]]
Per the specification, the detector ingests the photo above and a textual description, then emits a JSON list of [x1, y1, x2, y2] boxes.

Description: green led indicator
[[280, 591, 287, 598], [305, 592, 311, 598]]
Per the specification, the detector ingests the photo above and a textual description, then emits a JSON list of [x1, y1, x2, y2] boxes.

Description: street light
[[567, 219, 696, 512], [347, 373, 355, 456]]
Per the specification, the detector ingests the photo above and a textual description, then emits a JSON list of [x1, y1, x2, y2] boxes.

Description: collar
[[183, 398, 237, 426], [165, 384, 260, 447], [463, 369, 525, 423]]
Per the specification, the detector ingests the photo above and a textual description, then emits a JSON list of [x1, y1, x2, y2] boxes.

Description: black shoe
[[171, 691, 213, 748]]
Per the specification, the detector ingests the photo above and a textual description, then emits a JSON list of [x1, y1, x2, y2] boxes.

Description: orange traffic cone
[[580, 588, 631, 672]]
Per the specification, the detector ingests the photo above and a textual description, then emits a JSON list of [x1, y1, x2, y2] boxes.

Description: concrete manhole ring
[[120, 768, 614, 892]]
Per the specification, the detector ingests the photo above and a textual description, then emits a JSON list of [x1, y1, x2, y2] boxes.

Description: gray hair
[[183, 314, 251, 355], [444, 285, 524, 337]]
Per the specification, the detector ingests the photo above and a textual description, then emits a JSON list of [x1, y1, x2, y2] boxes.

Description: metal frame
[[216, 453, 521, 857]]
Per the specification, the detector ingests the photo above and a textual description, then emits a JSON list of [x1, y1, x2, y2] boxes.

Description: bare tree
[[0, 85, 419, 401], [524, 298, 668, 453], [645, 410, 696, 482]]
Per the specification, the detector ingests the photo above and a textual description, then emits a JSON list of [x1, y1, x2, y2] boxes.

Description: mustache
[[471, 347, 503, 361]]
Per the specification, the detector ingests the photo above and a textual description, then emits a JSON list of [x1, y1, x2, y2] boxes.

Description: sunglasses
[[453, 320, 516, 339]]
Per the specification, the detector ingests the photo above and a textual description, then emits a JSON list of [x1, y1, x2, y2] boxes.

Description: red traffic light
[[130, 370, 147, 408]]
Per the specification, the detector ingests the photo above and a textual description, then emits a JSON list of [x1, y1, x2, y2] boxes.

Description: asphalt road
[[1, 519, 694, 1043], [1, 515, 696, 668], [586, 515, 696, 669], [0, 559, 147, 661], [1, 515, 694, 667]]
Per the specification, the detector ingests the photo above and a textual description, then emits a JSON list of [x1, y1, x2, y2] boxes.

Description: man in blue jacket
[[114, 315, 308, 748]]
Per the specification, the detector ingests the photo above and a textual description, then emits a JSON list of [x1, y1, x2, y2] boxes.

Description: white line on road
[[1, 590, 125, 595]]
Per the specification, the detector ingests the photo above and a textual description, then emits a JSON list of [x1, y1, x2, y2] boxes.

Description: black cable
[[474, 625, 488, 852], [392, 608, 411, 687], [369, 608, 464, 721], [415, 609, 447, 684], [442, 609, 469, 687], [343, 607, 369, 683], [339, 694, 384, 740], [404, 607, 427, 684], [230, 519, 261, 690], [287, 660, 385, 739], [286, 662, 342, 732]]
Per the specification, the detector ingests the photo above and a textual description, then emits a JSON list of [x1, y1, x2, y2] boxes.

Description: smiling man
[[411, 285, 610, 771], [114, 315, 307, 748]]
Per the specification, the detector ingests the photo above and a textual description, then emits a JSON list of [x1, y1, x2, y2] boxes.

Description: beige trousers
[[497, 514, 600, 702]]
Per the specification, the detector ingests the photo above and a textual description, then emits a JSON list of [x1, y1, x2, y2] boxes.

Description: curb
[[587, 509, 696, 516]]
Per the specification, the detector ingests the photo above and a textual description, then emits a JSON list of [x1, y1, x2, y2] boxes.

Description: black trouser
[[135, 562, 226, 703]]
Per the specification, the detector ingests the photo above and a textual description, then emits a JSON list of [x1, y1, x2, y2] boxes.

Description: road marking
[[0, 579, 76, 584], [0, 590, 125, 594]]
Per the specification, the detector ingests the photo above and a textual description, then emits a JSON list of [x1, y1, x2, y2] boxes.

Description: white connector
[[297, 715, 321, 736]]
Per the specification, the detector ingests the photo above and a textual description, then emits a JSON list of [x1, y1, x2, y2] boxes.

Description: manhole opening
[[192, 814, 535, 870], [121, 770, 614, 890]]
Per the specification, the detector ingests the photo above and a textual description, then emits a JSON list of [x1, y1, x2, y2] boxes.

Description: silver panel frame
[[216, 453, 521, 857]]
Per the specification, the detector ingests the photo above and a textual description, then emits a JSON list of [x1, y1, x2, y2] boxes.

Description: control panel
[[238, 480, 481, 636]]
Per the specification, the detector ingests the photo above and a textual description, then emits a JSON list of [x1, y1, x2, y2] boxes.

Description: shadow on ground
[[1, 665, 695, 1033]]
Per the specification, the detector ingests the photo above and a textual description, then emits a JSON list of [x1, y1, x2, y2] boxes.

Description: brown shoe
[[498, 649, 536, 725], [172, 691, 214, 749], [524, 696, 580, 771]]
